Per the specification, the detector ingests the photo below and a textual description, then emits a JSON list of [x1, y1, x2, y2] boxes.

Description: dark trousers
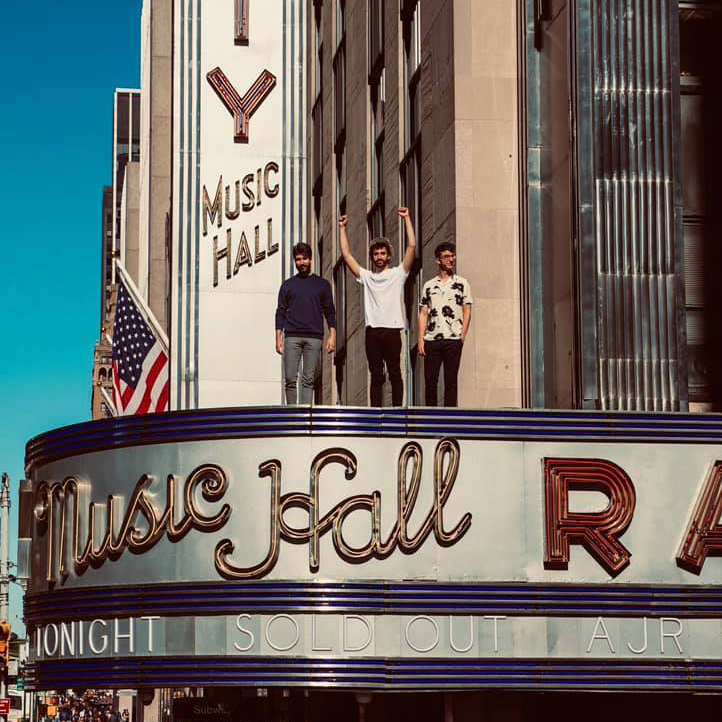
[[365, 327, 403, 406], [424, 338, 464, 406]]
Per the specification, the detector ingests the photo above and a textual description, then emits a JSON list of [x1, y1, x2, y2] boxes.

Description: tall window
[[334, 0, 347, 236], [312, 2, 324, 196], [367, 0, 385, 240], [333, 192, 348, 405], [368, 69, 385, 239], [333, 0, 346, 150], [368, 0, 384, 81], [402, 1, 422, 403]]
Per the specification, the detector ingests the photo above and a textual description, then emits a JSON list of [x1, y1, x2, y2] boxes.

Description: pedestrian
[[275, 242, 336, 404], [339, 208, 417, 406], [418, 242, 473, 406]]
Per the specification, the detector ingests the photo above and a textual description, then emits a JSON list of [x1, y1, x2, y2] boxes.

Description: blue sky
[[0, 0, 143, 634]]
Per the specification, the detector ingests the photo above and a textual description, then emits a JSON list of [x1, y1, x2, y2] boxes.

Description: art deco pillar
[[574, 0, 687, 411]]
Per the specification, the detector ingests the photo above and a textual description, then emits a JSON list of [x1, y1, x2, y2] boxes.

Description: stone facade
[[308, 0, 521, 407]]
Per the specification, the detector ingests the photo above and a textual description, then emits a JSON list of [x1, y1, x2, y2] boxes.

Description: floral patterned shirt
[[420, 274, 473, 340]]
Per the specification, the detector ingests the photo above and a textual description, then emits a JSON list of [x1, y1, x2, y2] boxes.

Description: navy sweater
[[275, 274, 336, 339]]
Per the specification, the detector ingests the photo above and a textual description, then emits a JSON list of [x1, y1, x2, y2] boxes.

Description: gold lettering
[[35, 466, 231, 585], [215, 439, 471, 580], [234, 231, 252, 273], [264, 161, 280, 197], [254, 225, 266, 263], [202, 177, 223, 235], [35, 442, 471, 585], [267, 218, 278, 255], [225, 182, 241, 220], [216, 460, 281, 579], [241, 173, 255, 211], [213, 233, 232, 287]]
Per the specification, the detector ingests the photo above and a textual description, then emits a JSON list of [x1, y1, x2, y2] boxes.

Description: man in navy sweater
[[275, 243, 337, 404]]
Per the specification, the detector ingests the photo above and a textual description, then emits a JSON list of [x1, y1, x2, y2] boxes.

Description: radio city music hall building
[[23, 1, 722, 721]]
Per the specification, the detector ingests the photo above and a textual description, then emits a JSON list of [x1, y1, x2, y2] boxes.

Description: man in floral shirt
[[418, 242, 473, 406]]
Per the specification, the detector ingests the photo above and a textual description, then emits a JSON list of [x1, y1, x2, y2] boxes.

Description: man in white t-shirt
[[339, 208, 417, 406]]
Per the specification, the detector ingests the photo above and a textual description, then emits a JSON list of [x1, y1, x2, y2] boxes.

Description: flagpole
[[100, 387, 118, 417]]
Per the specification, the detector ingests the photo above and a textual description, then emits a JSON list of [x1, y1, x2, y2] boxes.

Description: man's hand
[[398, 206, 410, 220], [275, 333, 284, 355], [339, 214, 349, 228], [418, 337, 426, 356], [326, 328, 337, 354]]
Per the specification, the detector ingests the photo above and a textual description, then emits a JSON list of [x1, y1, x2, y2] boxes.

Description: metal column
[[574, 0, 687, 410]]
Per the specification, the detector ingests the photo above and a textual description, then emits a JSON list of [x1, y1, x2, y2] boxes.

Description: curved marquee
[[22, 407, 722, 692]]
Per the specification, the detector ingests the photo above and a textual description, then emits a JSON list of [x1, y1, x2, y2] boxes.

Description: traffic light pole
[[0, 473, 10, 701]]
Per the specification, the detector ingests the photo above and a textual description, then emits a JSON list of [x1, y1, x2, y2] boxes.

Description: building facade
[[310, 0, 522, 409], [309, 0, 722, 414], [51, 3, 722, 720], [91, 91, 142, 420]]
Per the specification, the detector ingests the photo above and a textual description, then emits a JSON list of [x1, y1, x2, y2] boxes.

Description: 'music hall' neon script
[[33, 441, 722, 585]]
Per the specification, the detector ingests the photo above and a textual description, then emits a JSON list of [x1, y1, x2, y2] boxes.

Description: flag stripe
[[124, 347, 166, 415], [136, 352, 168, 415], [155, 380, 170, 414]]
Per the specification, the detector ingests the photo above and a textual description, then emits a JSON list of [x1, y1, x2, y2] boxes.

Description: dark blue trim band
[[24, 580, 722, 624], [24, 406, 722, 472], [24, 656, 722, 691]]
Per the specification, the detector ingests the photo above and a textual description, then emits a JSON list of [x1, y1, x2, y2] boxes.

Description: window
[[402, 1, 421, 153], [333, 258, 348, 404], [313, 195, 322, 275], [333, 0, 346, 177], [314, 3, 323, 103], [368, 0, 384, 82], [336, 151, 347, 236], [312, 2, 324, 195], [333, 38, 346, 150], [401, 1, 423, 396], [312, 99, 324, 194], [368, 68, 385, 240]]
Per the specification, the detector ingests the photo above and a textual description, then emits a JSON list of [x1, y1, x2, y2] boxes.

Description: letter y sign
[[207, 67, 277, 143]]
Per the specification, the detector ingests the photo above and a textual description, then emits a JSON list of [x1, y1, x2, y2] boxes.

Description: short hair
[[369, 237, 392, 257], [293, 242, 313, 259], [434, 242, 456, 258]]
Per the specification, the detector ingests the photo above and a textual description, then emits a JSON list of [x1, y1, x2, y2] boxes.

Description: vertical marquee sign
[[171, 0, 306, 409]]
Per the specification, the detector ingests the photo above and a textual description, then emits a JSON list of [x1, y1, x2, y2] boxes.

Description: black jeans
[[365, 327, 403, 406], [424, 338, 464, 406]]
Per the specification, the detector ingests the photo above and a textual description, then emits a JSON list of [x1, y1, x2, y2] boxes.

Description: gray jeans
[[283, 336, 323, 404]]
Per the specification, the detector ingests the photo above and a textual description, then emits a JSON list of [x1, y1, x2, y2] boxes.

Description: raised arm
[[399, 207, 417, 273], [338, 214, 362, 278]]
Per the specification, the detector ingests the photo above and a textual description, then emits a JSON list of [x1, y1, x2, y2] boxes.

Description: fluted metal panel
[[583, 0, 685, 411]]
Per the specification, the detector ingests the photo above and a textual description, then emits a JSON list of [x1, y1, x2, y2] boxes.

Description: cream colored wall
[[121, 161, 142, 286], [139, 0, 172, 334], [453, 0, 521, 408]]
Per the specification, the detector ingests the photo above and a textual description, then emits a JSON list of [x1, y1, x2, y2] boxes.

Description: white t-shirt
[[357, 265, 409, 328]]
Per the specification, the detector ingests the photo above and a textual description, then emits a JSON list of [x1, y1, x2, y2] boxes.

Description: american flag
[[112, 277, 169, 415]]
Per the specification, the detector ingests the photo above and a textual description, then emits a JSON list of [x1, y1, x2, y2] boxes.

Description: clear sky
[[0, 0, 143, 635]]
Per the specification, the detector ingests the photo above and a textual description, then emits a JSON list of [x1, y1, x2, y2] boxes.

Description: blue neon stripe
[[26, 407, 722, 471]]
